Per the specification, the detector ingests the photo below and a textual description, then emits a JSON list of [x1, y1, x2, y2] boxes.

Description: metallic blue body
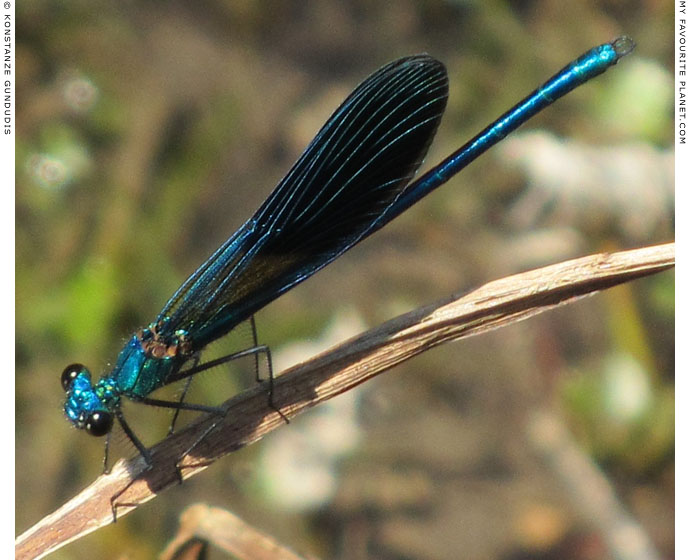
[[387, 38, 633, 216], [64, 335, 182, 429], [61, 38, 634, 453]]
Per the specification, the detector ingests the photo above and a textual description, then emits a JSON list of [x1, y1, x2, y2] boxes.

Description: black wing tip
[[385, 54, 447, 74], [379, 54, 449, 102]]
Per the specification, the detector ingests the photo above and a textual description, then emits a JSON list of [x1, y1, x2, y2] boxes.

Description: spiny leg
[[167, 353, 201, 436], [249, 315, 286, 422], [110, 340, 289, 513], [250, 315, 262, 383], [109, 398, 227, 520], [109, 410, 154, 522], [165, 344, 289, 478]]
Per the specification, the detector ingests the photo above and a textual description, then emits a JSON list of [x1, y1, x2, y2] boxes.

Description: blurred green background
[[16, 1, 674, 559]]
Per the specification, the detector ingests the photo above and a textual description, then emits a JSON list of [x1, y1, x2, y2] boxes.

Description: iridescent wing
[[158, 55, 448, 349]]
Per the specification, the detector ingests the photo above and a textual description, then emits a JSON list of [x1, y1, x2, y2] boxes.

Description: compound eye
[[85, 411, 113, 437], [61, 363, 88, 391]]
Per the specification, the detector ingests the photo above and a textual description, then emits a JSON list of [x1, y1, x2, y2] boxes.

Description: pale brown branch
[[159, 504, 311, 560], [15, 242, 674, 560]]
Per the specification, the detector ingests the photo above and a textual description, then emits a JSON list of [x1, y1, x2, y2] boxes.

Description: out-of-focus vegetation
[[16, 1, 674, 559]]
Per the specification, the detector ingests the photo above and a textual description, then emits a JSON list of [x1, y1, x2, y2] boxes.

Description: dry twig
[[160, 503, 310, 560], [15, 242, 674, 560]]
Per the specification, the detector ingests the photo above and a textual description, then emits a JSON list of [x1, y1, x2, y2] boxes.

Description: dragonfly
[[61, 36, 635, 471]]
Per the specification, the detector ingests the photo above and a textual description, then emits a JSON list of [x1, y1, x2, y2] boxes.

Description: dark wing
[[158, 55, 449, 349]]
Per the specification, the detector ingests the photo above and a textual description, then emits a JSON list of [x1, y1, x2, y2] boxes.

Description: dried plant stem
[[16, 242, 674, 560], [160, 504, 309, 560]]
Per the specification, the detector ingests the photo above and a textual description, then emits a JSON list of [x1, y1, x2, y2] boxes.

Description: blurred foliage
[[16, 1, 674, 559]]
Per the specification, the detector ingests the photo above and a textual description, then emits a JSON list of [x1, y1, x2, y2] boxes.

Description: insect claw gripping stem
[[57, 41, 634, 511]]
